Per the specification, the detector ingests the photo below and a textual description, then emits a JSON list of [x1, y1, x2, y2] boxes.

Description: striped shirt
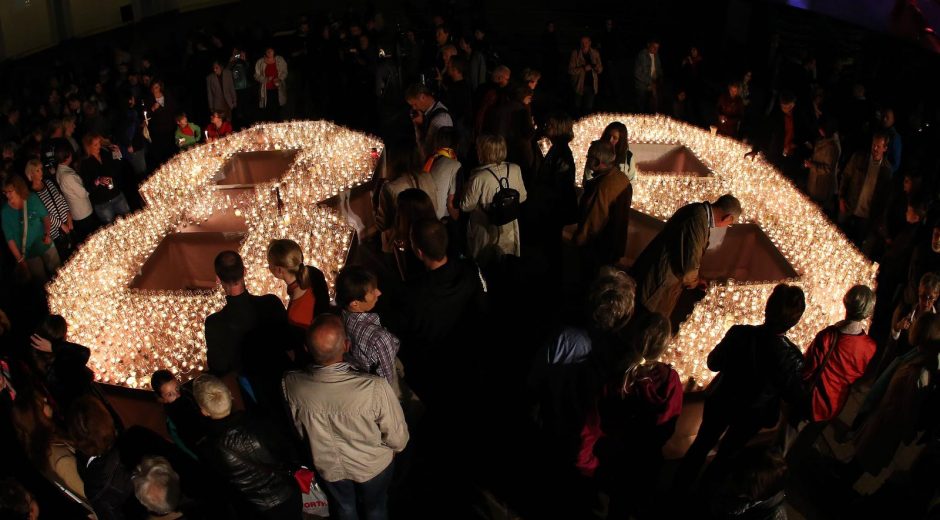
[[34, 179, 71, 240], [342, 311, 400, 384]]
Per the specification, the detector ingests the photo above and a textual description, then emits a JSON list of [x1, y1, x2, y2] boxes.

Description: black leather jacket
[[707, 324, 807, 426], [200, 412, 297, 512]]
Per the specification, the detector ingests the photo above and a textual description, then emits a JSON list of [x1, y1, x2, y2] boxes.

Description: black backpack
[[485, 164, 520, 226]]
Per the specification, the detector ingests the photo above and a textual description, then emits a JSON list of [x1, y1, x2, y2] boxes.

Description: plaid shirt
[[342, 311, 400, 384]]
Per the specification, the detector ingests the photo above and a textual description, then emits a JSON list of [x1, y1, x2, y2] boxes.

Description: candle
[[47, 121, 386, 389]]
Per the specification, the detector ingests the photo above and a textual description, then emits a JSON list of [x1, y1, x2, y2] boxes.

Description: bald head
[[305, 314, 348, 365]]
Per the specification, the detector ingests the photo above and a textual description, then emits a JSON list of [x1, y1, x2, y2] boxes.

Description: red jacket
[[802, 325, 876, 421], [207, 121, 233, 140]]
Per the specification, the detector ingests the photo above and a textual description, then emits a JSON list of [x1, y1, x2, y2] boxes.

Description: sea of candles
[[49, 115, 875, 390], [47, 121, 383, 389], [560, 114, 877, 387]]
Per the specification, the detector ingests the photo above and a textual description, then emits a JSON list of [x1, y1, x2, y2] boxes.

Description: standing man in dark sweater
[[204, 251, 290, 412], [393, 219, 484, 404]]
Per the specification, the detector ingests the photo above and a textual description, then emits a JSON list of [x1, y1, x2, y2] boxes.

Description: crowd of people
[[0, 3, 939, 519]]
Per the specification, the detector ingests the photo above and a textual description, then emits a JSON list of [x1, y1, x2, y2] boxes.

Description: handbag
[[802, 327, 840, 421], [294, 467, 329, 517], [808, 328, 840, 389], [229, 445, 328, 517]]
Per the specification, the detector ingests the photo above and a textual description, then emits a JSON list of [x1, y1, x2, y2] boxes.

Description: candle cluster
[[47, 121, 383, 389], [565, 114, 878, 387]]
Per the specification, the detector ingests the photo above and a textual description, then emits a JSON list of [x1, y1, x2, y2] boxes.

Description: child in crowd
[[150, 369, 208, 459], [335, 265, 402, 396], [174, 113, 201, 150]]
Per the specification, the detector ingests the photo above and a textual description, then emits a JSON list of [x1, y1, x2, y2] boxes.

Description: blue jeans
[[320, 461, 394, 520], [93, 193, 130, 224]]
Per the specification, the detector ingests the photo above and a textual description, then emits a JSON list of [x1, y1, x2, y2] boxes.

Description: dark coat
[[574, 167, 633, 268], [630, 202, 710, 316], [706, 324, 807, 426], [79, 447, 139, 520], [839, 151, 892, 223], [200, 411, 298, 513], [78, 154, 123, 205], [43, 340, 94, 414], [392, 258, 484, 402], [525, 142, 578, 224], [752, 107, 812, 167], [164, 387, 210, 457], [204, 291, 289, 377], [395, 259, 483, 353], [206, 70, 237, 113], [904, 242, 940, 305]]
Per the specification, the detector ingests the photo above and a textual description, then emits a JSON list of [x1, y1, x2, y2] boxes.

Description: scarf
[[422, 147, 457, 173]]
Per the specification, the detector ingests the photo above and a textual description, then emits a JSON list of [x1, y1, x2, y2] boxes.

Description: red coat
[[802, 326, 876, 421]]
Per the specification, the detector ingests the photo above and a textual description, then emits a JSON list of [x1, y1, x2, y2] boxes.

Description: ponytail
[[296, 264, 311, 290]]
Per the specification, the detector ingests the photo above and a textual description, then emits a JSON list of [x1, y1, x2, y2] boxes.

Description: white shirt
[[649, 53, 657, 79], [427, 156, 460, 220], [55, 164, 93, 220]]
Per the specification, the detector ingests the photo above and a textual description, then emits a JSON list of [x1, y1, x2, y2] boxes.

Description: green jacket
[[175, 123, 202, 149]]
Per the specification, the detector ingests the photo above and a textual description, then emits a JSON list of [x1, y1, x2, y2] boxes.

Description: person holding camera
[[405, 83, 453, 160]]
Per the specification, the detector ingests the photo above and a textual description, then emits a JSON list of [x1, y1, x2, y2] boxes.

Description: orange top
[[287, 286, 316, 329]]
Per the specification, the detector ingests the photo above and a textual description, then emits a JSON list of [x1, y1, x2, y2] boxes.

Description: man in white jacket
[[282, 314, 408, 519]]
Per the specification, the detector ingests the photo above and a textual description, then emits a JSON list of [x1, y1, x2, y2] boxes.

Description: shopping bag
[[294, 467, 329, 517]]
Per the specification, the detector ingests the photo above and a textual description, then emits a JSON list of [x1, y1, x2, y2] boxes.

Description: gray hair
[[132, 456, 181, 515], [713, 194, 743, 219], [919, 272, 940, 295], [193, 374, 232, 419], [587, 141, 616, 172], [492, 65, 511, 80], [843, 285, 875, 321], [587, 267, 636, 332]]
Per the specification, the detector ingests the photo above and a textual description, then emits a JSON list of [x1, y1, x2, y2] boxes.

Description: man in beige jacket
[[282, 314, 408, 519]]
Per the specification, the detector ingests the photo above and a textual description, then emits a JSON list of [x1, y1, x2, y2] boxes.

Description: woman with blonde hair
[[459, 134, 527, 270], [267, 239, 331, 332], [25, 159, 73, 260]]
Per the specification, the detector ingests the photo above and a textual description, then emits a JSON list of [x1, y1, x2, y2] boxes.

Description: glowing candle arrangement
[[565, 114, 878, 387], [48, 121, 383, 389]]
